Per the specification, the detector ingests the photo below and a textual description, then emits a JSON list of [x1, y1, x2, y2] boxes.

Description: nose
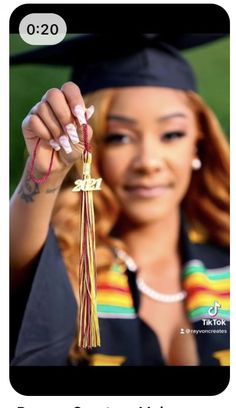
[[132, 139, 164, 175]]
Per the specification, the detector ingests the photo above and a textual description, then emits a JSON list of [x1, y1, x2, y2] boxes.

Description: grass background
[[10, 35, 229, 194]]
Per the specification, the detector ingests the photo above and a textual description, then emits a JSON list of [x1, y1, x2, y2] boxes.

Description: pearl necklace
[[136, 276, 187, 303], [114, 248, 187, 303]]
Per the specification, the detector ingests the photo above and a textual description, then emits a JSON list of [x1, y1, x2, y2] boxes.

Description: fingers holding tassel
[[45, 82, 94, 163], [60, 82, 94, 152]]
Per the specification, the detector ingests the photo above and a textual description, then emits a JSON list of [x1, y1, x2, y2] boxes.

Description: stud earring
[[192, 157, 202, 170]]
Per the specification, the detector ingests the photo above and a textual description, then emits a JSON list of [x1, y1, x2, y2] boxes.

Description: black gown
[[11, 220, 230, 366]]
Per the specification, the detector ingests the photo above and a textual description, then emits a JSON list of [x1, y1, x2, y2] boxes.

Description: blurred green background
[[10, 35, 229, 195]]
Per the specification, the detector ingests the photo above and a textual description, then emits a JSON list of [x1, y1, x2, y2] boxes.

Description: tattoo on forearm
[[18, 174, 40, 203], [18, 173, 60, 203]]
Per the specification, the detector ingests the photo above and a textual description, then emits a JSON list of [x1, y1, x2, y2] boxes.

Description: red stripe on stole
[[186, 285, 229, 298], [97, 283, 130, 294]]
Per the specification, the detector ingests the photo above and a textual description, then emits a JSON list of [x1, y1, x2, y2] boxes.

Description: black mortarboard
[[10, 34, 226, 94]]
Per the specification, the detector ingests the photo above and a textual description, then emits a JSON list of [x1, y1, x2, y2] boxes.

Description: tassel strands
[[76, 149, 101, 348], [72, 119, 102, 348]]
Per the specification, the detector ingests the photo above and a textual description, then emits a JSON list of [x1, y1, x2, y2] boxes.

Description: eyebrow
[[157, 112, 187, 122], [107, 114, 137, 124], [107, 112, 187, 124]]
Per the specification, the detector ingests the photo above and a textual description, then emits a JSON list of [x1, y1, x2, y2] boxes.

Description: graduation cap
[[10, 33, 226, 94]]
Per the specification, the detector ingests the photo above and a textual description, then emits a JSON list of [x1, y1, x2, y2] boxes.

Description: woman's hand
[[22, 81, 94, 176]]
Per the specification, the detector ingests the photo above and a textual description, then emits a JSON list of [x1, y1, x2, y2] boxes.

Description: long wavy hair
[[51, 87, 229, 361]]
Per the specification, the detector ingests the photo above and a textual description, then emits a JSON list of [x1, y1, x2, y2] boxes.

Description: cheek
[[98, 151, 128, 188], [176, 159, 192, 184], [170, 147, 194, 195]]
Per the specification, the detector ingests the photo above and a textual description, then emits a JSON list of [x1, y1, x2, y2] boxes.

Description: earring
[[192, 157, 202, 170]]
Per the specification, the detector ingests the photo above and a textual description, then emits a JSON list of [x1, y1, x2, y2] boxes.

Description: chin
[[121, 203, 174, 225]]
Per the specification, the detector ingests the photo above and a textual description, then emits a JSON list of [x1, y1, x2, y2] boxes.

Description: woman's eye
[[161, 131, 186, 141], [102, 133, 131, 145]]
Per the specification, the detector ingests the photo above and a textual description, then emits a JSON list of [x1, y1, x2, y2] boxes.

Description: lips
[[124, 183, 172, 198]]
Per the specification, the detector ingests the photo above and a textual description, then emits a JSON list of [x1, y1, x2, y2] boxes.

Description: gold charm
[[72, 177, 102, 192], [72, 151, 103, 192]]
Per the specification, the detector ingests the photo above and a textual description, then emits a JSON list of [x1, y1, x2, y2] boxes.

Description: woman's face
[[98, 87, 199, 225]]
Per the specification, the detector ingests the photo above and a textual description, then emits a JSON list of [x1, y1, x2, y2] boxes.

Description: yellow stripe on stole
[[97, 273, 128, 289], [97, 292, 133, 307], [89, 354, 126, 366], [187, 293, 230, 311], [212, 350, 230, 366], [184, 273, 229, 291]]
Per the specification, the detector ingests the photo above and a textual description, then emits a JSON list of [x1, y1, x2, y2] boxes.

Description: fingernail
[[59, 135, 72, 154], [65, 123, 80, 144], [49, 139, 61, 151], [74, 105, 87, 125], [86, 105, 95, 120]]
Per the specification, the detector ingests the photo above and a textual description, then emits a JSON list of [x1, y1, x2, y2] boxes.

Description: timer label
[[19, 13, 67, 45]]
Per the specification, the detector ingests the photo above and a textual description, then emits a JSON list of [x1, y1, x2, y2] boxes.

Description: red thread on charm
[[29, 138, 55, 184], [82, 111, 91, 152]]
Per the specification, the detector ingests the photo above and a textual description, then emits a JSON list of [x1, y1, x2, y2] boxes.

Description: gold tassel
[[72, 150, 102, 348]]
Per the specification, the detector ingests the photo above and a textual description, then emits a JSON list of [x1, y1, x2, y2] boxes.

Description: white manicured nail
[[59, 135, 72, 154], [49, 139, 61, 151], [86, 105, 95, 120], [74, 105, 87, 125], [65, 123, 80, 144]]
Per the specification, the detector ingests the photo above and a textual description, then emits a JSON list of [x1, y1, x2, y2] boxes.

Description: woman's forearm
[[10, 83, 92, 290], [10, 158, 68, 287]]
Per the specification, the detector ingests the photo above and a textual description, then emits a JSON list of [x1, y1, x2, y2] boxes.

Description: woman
[[10, 34, 229, 367]]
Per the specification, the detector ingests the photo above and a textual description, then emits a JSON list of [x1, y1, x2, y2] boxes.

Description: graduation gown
[[11, 221, 230, 367]]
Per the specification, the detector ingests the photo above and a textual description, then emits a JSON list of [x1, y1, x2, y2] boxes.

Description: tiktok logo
[[208, 301, 221, 317]]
